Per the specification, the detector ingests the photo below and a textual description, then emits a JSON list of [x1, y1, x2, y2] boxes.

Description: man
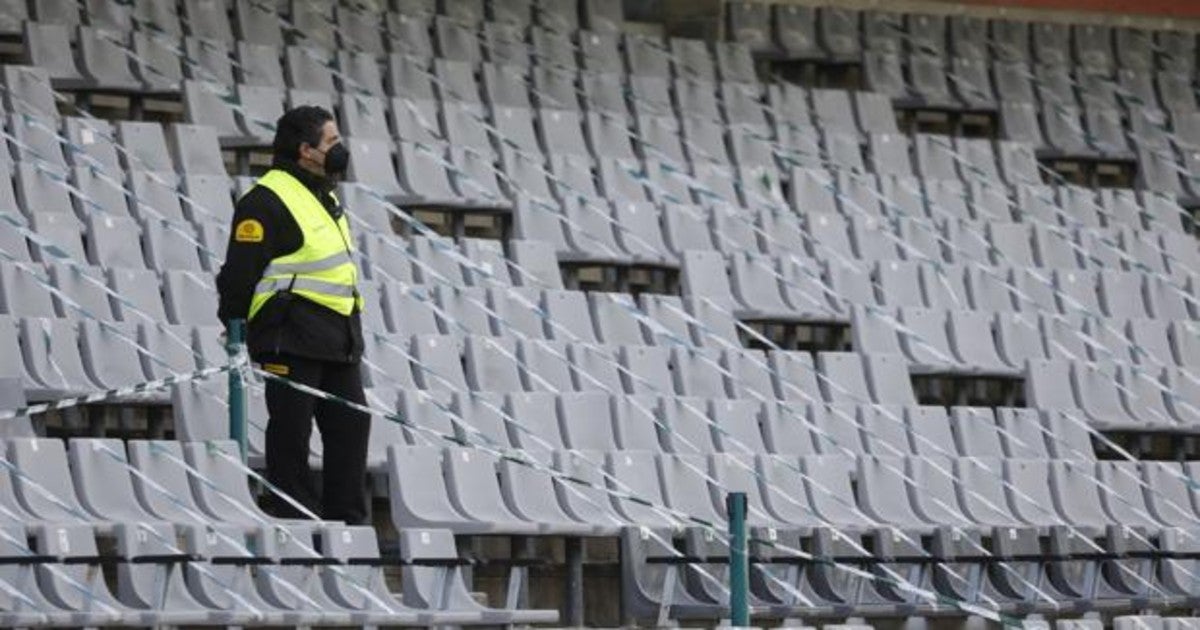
[[217, 106, 370, 525]]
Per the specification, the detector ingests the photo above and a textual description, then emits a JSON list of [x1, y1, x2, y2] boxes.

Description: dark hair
[[272, 106, 335, 162]]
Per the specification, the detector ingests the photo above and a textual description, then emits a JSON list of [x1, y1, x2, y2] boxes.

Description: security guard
[[217, 106, 370, 525]]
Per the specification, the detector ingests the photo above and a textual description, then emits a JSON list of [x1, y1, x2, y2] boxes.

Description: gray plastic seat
[[858, 454, 935, 533], [670, 347, 729, 398], [1126, 318, 1175, 368], [386, 444, 495, 534], [766, 82, 812, 130], [861, 354, 917, 406], [504, 240, 561, 290], [949, 407, 1004, 457], [540, 289, 597, 344], [953, 456, 1023, 528], [235, 41, 285, 87], [553, 392, 618, 451], [623, 34, 670, 78], [446, 446, 557, 535], [721, 81, 767, 127], [728, 252, 798, 318], [1025, 357, 1080, 411], [757, 401, 814, 458], [762, 350, 818, 404], [857, 403, 911, 458], [1098, 270, 1151, 319], [964, 264, 1015, 311], [1141, 462, 1200, 527], [569, 342, 623, 393], [411, 334, 469, 391], [925, 180, 973, 224], [498, 454, 601, 536], [21, 20, 84, 84], [659, 396, 722, 455], [995, 312, 1047, 369], [105, 266, 166, 322], [863, 50, 910, 101], [1122, 229, 1169, 275], [19, 317, 97, 397], [606, 394, 662, 452], [1003, 458, 1066, 528], [395, 389, 465, 447], [848, 215, 901, 261], [1046, 458, 1111, 535], [504, 391, 566, 458], [896, 307, 961, 373], [619, 345, 674, 396], [724, 1, 771, 53], [360, 332, 419, 393], [657, 452, 728, 528], [989, 408, 1047, 459], [79, 319, 159, 393], [800, 453, 870, 529], [0, 260, 57, 319], [815, 351, 871, 405], [463, 335, 522, 393], [1040, 312, 1092, 363], [548, 450, 627, 535], [837, 171, 883, 220], [379, 283, 438, 336], [679, 115, 728, 163], [68, 437, 168, 525], [716, 348, 771, 401], [987, 222, 1036, 267], [8, 437, 95, 524], [181, 437, 307, 528], [751, 453, 820, 535], [1159, 70, 1198, 111], [1164, 368, 1200, 426], [588, 292, 645, 345], [637, 293, 693, 347], [1119, 364, 1176, 427], [433, 15, 482, 64], [909, 52, 958, 108], [1070, 360, 1143, 430], [487, 287, 548, 341], [44, 262, 111, 321], [920, 263, 971, 310], [481, 23, 529, 67]]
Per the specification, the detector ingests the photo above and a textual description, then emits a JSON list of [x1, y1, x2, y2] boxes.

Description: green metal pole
[[727, 491, 749, 627], [226, 319, 247, 462]]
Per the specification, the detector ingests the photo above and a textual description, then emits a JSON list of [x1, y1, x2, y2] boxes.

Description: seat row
[[683, 250, 1197, 323], [0, 435, 557, 625], [0, 314, 223, 401], [391, 444, 1200, 536], [726, 3, 1196, 74], [0, 263, 218, 326]]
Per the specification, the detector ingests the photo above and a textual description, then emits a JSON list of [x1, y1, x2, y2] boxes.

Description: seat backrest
[[0, 260, 57, 318], [949, 407, 1003, 457], [557, 392, 618, 451], [905, 405, 955, 457], [816, 351, 871, 404], [8, 437, 88, 521]]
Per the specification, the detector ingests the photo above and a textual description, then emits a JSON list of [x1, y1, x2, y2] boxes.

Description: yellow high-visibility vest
[[246, 169, 363, 321]]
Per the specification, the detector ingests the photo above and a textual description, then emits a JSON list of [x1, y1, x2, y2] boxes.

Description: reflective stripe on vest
[[260, 250, 354, 277], [246, 169, 362, 320], [254, 277, 358, 297]]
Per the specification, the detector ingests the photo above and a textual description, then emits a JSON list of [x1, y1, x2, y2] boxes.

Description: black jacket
[[216, 160, 364, 364]]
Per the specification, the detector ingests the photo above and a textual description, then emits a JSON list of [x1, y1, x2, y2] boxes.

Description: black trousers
[[261, 354, 371, 525]]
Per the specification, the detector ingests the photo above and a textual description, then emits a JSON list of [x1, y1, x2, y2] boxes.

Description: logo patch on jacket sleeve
[[234, 219, 265, 242], [262, 363, 289, 376]]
